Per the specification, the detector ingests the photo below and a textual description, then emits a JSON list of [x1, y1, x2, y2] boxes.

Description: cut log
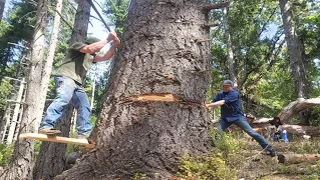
[[281, 125, 320, 136], [249, 124, 320, 136], [278, 154, 320, 164], [19, 133, 94, 147]]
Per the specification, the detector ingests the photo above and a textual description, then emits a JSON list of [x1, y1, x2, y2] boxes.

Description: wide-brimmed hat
[[85, 37, 101, 45]]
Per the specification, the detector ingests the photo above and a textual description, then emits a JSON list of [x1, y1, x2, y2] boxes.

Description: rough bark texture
[[279, 0, 309, 99], [0, 0, 47, 179], [33, 106, 72, 180], [279, 0, 310, 125], [70, 1, 90, 44], [0, 0, 5, 22], [55, 0, 212, 179], [278, 154, 320, 164], [37, 0, 64, 131], [32, 1, 90, 179]]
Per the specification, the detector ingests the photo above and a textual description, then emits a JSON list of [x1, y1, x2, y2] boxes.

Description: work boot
[[38, 128, 62, 136], [262, 149, 277, 157]]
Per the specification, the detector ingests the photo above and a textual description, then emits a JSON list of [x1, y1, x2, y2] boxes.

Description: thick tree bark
[[36, 0, 64, 131], [33, 106, 72, 180], [0, 0, 5, 22], [279, 0, 310, 125], [0, 0, 47, 179], [32, 1, 91, 179], [55, 0, 212, 179]]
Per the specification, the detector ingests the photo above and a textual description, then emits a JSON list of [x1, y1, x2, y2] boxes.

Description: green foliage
[[0, 79, 12, 115], [209, 128, 240, 156], [176, 153, 237, 180], [132, 172, 147, 180], [0, 144, 13, 167], [104, 0, 129, 37], [0, 0, 36, 79], [89, 115, 97, 127]]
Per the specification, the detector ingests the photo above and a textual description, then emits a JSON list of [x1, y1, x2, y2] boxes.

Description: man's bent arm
[[93, 46, 117, 62], [206, 100, 225, 108], [80, 40, 109, 54]]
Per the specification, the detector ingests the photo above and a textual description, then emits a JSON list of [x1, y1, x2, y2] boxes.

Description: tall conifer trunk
[[1, 0, 47, 179], [279, 0, 310, 125], [33, 1, 91, 179], [55, 0, 212, 179]]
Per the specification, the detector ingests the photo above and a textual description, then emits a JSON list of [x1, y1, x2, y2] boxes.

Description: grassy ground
[[176, 131, 320, 180]]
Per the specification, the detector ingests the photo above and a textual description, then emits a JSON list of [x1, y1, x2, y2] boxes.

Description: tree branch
[[53, 9, 73, 30], [203, 2, 230, 11]]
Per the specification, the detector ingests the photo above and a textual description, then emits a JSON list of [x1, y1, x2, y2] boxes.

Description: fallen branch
[[277, 97, 320, 122], [203, 2, 230, 11]]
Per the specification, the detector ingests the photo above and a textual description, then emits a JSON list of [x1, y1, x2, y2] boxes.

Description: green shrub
[[0, 143, 13, 167], [209, 128, 240, 156], [132, 172, 147, 180], [176, 153, 237, 180]]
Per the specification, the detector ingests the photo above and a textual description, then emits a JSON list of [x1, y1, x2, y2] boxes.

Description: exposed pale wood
[[19, 133, 94, 147], [125, 93, 179, 102], [278, 154, 320, 164]]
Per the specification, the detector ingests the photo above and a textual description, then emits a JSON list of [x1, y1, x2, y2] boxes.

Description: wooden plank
[[19, 133, 94, 147]]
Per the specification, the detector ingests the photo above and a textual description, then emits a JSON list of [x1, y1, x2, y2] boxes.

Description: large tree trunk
[[279, 0, 310, 125], [32, 1, 91, 179], [33, 106, 73, 180], [55, 0, 212, 179], [36, 0, 64, 131], [0, 0, 5, 22], [222, 7, 236, 86], [0, 0, 47, 179]]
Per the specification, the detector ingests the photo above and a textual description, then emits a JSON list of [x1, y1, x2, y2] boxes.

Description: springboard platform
[[19, 133, 95, 148]]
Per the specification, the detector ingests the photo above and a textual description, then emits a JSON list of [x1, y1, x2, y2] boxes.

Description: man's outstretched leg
[[233, 117, 276, 157], [39, 76, 76, 135]]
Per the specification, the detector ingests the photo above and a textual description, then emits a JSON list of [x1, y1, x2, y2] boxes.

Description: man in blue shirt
[[206, 80, 276, 156]]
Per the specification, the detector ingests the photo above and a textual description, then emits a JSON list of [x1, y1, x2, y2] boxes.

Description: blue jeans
[[270, 129, 284, 141], [217, 117, 272, 151], [39, 76, 92, 136]]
